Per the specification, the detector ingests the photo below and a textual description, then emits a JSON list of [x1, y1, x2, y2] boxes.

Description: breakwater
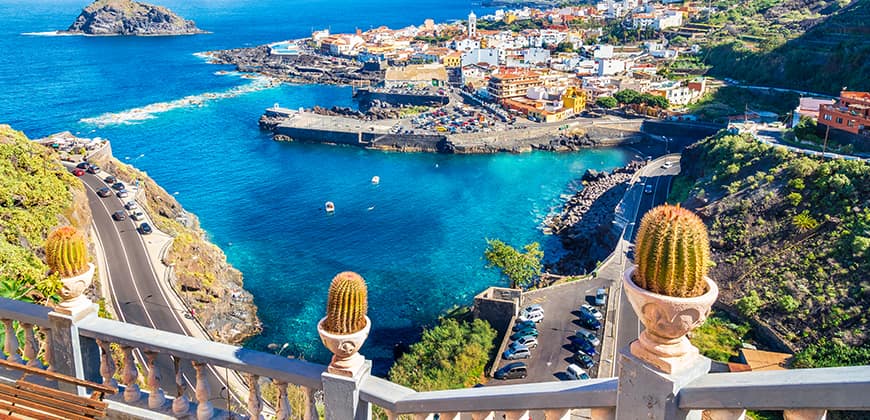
[[546, 160, 645, 274], [354, 88, 449, 109]]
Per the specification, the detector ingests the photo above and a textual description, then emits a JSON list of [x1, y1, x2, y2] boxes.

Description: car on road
[[96, 187, 111, 197], [578, 312, 601, 330], [116, 190, 129, 198], [581, 304, 603, 320], [569, 336, 597, 356], [575, 330, 601, 347], [566, 364, 590, 380], [130, 211, 145, 221], [494, 362, 527, 380], [571, 352, 595, 369], [104, 175, 117, 184], [87, 165, 100, 174], [594, 288, 607, 306], [138, 223, 152, 235], [75, 162, 91, 170], [124, 201, 138, 210], [111, 210, 126, 221], [502, 345, 531, 360], [512, 335, 538, 349], [662, 161, 674, 169], [513, 320, 536, 332], [72, 168, 85, 176], [644, 184, 653, 194], [510, 329, 539, 341], [112, 182, 125, 191]]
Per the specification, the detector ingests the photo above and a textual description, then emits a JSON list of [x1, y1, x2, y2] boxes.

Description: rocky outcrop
[[65, 0, 206, 36]]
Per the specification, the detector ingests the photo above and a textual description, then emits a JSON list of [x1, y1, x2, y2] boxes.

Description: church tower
[[468, 11, 477, 38]]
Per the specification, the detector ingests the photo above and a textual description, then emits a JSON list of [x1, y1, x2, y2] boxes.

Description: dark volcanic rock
[[66, 0, 206, 36]]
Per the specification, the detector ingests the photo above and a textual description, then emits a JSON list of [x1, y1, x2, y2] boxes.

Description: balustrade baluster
[[144, 351, 165, 409], [193, 361, 213, 420], [171, 357, 190, 416], [2, 319, 23, 364], [244, 373, 263, 420], [41, 327, 54, 377], [273, 379, 291, 420], [704, 409, 747, 420], [383, 408, 398, 420], [96, 340, 117, 387], [589, 407, 615, 420], [439, 412, 459, 420], [413, 414, 431, 420], [544, 408, 572, 420], [121, 345, 141, 402], [303, 386, 318, 420], [470, 412, 495, 420], [504, 410, 530, 420], [21, 323, 44, 369], [784, 409, 827, 420]]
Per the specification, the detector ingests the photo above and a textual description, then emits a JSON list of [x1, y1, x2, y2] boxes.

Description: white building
[[468, 11, 478, 38], [655, 11, 683, 30], [461, 48, 499, 67], [594, 45, 615, 59], [452, 38, 480, 52], [596, 58, 626, 76], [523, 48, 551, 66]]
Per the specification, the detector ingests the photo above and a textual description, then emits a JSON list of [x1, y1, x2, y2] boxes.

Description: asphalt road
[[79, 172, 240, 410]]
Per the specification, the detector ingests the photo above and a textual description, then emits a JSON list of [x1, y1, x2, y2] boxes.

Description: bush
[[793, 340, 870, 368], [786, 192, 802, 207], [737, 291, 763, 317], [389, 318, 497, 391], [777, 295, 799, 313], [596, 96, 618, 109], [792, 211, 819, 232]]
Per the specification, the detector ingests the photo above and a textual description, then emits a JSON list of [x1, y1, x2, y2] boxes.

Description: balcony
[[1, 295, 868, 420]]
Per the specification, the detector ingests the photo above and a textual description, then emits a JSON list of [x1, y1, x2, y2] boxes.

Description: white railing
[[1, 296, 869, 420]]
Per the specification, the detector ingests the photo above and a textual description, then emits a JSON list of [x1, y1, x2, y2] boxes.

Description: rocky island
[[64, 0, 206, 36]]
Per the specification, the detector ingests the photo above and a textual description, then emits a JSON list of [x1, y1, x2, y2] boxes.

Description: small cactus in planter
[[45, 226, 89, 278], [318, 272, 371, 376], [633, 204, 710, 298]]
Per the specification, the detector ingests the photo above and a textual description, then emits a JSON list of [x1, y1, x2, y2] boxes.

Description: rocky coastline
[[64, 0, 206, 36], [546, 160, 644, 274], [205, 45, 384, 86]]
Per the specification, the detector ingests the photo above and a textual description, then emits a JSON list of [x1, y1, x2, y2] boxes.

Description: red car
[[72, 168, 85, 176]]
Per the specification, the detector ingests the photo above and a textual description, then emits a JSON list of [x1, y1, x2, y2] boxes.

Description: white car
[[512, 335, 538, 349], [130, 211, 146, 221], [566, 364, 590, 380], [581, 304, 603, 320], [662, 161, 674, 169], [503, 345, 531, 360], [519, 311, 544, 323]]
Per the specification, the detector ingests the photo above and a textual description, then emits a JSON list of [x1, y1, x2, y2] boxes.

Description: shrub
[[777, 295, 799, 313], [737, 291, 763, 317], [787, 192, 802, 207], [792, 211, 819, 232]]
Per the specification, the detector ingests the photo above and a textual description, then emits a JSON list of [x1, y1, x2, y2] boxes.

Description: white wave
[[80, 76, 280, 127], [21, 31, 80, 36]]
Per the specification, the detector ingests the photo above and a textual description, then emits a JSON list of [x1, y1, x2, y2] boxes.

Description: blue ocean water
[[0, 0, 630, 370]]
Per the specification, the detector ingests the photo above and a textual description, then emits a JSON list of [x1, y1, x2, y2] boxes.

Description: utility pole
[[822, 123, 830, 158]]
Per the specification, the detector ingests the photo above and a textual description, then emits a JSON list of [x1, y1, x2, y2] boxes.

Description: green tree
[[389, 318, 496, 391], [484, 239, 543, 289], [614, 89, 641, 105], [641, 93, 670, 109], [596, 96, 618, 109], [555, 41, 574, 53]]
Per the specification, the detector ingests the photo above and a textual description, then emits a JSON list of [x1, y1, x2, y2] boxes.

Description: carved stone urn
[[317, 316, 371, 377], [623, 265, 718, 374], [56, 263, 95, 315]]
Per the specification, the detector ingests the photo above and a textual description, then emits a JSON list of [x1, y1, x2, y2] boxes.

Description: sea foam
[[21, 31, 79, 36]]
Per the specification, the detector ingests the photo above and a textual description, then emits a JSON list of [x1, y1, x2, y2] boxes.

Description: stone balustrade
[[1, 296, 869, 420]]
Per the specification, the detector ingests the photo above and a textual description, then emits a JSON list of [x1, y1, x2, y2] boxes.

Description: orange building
[[818, 91, 870, 136], [487, 69, 542, 101]]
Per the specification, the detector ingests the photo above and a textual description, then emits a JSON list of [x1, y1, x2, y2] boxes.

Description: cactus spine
[[324, 272, 368, 335], [634, 204, 710, 298], [45, 226, 89, 278]]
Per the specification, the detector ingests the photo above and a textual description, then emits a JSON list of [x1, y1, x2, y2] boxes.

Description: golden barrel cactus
[[45, 226, 89, 278], [634, 204, 710, 298], [323, 271, 368, 335]]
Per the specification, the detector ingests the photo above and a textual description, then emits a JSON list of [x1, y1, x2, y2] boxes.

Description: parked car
[[130, 211, 145, 221], [578, 312, 601, 330], [571, 352, 595, 369], [124, 201, 138, 210], [96, 187, 111, 197], [566, 364, 590, 380], [75, 162, 91, 170], [111, 210, 126, 221], [502, 345, 531, 360], [594, 288, 607, 306], [519, 311, 544, 323], [116, 190, 129, 198], [512, 335, 538, 349], [494, 362, 527, 380], [72, 168, 85, 176], [87, 165, 100, 174], [138, 223, 152, 235], [644, 184, 653, 194], [510, 329, 539, 341], [112, 182, 125, 191], [569, 336, 597, 356], [575, 330, 601, 347], [512, 320, 536, 332], [581, 304, 603, 320], [662, 161, 674, 169], [104, 175, 117, 184]]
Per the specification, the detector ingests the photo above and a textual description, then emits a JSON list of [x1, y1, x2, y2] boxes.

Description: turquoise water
[[0, 0, 630, 370]]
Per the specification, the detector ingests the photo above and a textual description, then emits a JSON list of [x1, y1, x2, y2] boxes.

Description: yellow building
[[442, 51, 462, 68], [562, 87, 587, 114], [504, 13, 517, 24]]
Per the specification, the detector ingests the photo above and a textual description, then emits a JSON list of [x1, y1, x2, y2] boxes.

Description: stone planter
[[317, 316, 371, 377], [623, 265, 718, 374], [56, 263, 95, 315]]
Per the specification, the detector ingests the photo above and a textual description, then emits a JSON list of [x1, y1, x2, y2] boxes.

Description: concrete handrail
[[75, 314, 326, 389], [0, 297, 51, 327], [679, 367, 870, 411]]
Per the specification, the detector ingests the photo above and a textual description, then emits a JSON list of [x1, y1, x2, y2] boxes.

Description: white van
[[566, 364, 590, 380]]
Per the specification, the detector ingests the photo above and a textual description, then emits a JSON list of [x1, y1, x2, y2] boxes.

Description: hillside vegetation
[[0, 125, 91, 302], [672, 133, 869, 366], [701, 0, 870, 94]]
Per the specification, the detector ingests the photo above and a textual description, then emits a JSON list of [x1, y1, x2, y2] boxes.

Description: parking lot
[[489, 278, 612, 385]]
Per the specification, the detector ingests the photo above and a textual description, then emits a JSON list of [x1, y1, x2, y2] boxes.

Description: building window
[[824, 114, 832, 121], [836, 117, 843, 124], [848, 120, 854, 127]]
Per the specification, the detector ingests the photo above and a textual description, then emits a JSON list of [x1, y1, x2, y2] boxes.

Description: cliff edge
[[65, 0, 206, 36]]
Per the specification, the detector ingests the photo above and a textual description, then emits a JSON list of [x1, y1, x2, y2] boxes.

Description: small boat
[[371, 176, 380, 185], [325, 201, 335, 213]]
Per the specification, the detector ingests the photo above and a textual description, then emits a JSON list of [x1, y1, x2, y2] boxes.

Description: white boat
[[371, 175, 380, 184], [325, 201, 335, 213]]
